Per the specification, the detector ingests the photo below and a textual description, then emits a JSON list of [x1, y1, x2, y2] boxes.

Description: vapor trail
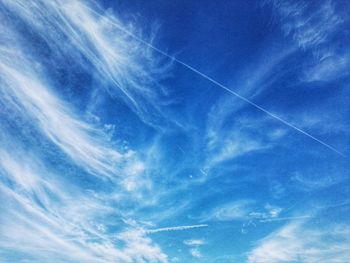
[[260, 215, 312, 222], [146, 224, 208, 234], [88, 6, 344, 157]]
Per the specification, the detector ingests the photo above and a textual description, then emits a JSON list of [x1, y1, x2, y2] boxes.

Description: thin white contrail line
[[87, 6, 345, 157], [145, 224, 208, 234], [259, 215, 312, 222]]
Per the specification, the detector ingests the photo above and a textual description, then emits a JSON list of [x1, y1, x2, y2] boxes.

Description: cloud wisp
[[0, 0, 171, 262], [247, 219, 350, 263], [1, 0, 170, 127], [95, 5, 345, 156], [0, 145, 168, 263], [0, 0, 348, 262]]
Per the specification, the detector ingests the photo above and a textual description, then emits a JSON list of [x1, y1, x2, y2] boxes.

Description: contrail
[[88, 6, 344, 157], [145, 224, 208, 234], [260, 215, 312, 223]]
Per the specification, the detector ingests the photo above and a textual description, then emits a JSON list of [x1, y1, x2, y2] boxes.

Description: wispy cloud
[[0, 0, 170, 261], [201, 200, 283, 224], [203, 99, 275, 171], [247, 220, 350, 263], [269, 0, 350, 83], [202, 200, 254, 222], [270, 0, 343, 49], [0, 146, 168, 262], [290, 171, 343, 191], [0, 61, 126, 178], [189, 248, 202, 258], [1, 0, 348, 261], [1, 0, 171, 127], [184, 239, 205, 259], [183, 239, 205, 246]]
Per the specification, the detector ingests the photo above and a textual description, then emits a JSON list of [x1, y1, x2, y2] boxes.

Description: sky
[[0, 0, 350, 262]]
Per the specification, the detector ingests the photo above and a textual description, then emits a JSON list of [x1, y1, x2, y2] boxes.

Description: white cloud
[[1, 0, 171, 127], [183, 239, 205, 246], [0, 0, 171, 261], [248, 220, 350, 263], [204, 100, 272, 171], [202, 201, 285, 226], [190, 248, 202, 258], [269, 0, 349, 83], [0, 0, 165, 184], [302, 53, 350, 82], [184, 239, 205, 258], [291, 172, 343, 191], [249, 204, 283, 221], [270, 0, 342, 49], [204, 200, 254, 221], [0, 62, 126, 178], [0, 149, 168, 263]]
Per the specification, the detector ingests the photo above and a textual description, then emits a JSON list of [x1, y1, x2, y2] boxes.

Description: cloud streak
[[248, 220, 350, 263], [0, 0, 170, 262], [99, 9, 345, 156], [0, 143, 168, 262], [1, 0, 170, 126]]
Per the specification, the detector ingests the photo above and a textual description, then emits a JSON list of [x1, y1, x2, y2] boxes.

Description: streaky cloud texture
[[248, 219, 350, 263], [0, 0, 349, 262], [0, 0, 171, 262]]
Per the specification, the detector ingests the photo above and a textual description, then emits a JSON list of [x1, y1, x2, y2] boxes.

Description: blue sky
[[0, 0, 350, 262]]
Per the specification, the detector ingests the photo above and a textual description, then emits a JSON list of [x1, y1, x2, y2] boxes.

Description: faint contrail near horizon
[[88, 6, 345, 157], [259, 215, 312, 222], [146, 224, 208, 234]]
